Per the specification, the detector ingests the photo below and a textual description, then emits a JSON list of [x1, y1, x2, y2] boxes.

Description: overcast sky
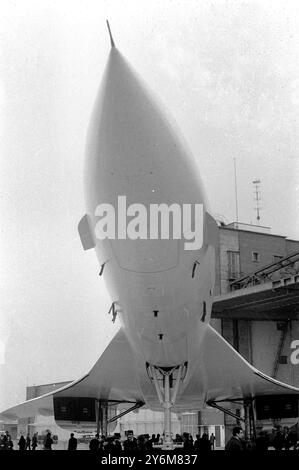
[[0, 0, 299, 411]]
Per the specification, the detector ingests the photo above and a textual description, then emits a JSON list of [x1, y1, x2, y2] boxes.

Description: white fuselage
[[84, 48, 217, 407]]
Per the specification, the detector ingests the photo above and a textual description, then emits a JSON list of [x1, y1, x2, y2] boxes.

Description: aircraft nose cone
[[85, 47, 208, 212]]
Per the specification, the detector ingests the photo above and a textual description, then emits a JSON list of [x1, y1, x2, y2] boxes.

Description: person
[[25, 433, 31, 450], [210, 433, 216, 450], [144, 434, 152, 452], [183, 433, 194, 452], [136, 435, 147, 453], [18, 435, 26, 451], [68, 433, 77, 451], [273, 427, 284, 451], [3, 431, 11, 450], [245, 437, 256, 451], [6, 436, 14, 450], [283, 427, 292, 450], [31, 433, 38, 450], [113, 436, 122, 455], [254, 431, 268, 452], [123, 433, 138, 454], [150, 434, 156, 446], [104, 436, 122, 455], [194, 434, 201, 453], [43, 432, 53, 450], [100, 435, 107, 453], [199, 433, 212, 452], [0, 434, 5, 450], [287, 430, 298, 450], [225, 427, 244, 451], [89, 433, 100, 452]]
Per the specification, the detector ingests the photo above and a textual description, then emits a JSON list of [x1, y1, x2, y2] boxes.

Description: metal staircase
[[230, 250, 299, 291]]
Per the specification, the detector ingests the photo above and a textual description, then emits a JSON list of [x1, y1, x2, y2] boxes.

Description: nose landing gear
[[147, 363, 187, 450]]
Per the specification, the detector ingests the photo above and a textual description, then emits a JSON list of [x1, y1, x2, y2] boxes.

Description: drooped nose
[[84, 47, 209, 271]]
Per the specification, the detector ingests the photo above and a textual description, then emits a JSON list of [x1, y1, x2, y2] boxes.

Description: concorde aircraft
[[1, 23, 299, 448]]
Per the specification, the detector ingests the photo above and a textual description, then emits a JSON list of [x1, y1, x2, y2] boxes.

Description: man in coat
[[225, 427, 244, 451], [68, 433, 78, 451]]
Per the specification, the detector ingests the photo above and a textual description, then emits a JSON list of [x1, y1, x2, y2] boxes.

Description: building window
[[227, 251, 240, 279], [273, 255, 283, 263], [181, 412, 198, 436], [252, 251, 260, 262], [276, 322, 287, 331], [278, 355, 288, 365]]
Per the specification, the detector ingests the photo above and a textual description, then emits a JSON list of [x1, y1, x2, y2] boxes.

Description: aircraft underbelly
[[92, 238, 215, 368], [118, 277, 210, 366]]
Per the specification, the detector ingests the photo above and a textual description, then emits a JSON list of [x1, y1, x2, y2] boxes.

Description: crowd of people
[[84, 431, 216, 454], [0, 429, 215, 453], [0, 431, 14, 450], [0, 430, 50, 451], [225, 426, 298, 452], [1, 425, 298, 452]]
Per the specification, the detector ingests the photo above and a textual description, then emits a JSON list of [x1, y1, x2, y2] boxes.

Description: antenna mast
[[234, 158, 239, 227], [252, 179, 261, 225]]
